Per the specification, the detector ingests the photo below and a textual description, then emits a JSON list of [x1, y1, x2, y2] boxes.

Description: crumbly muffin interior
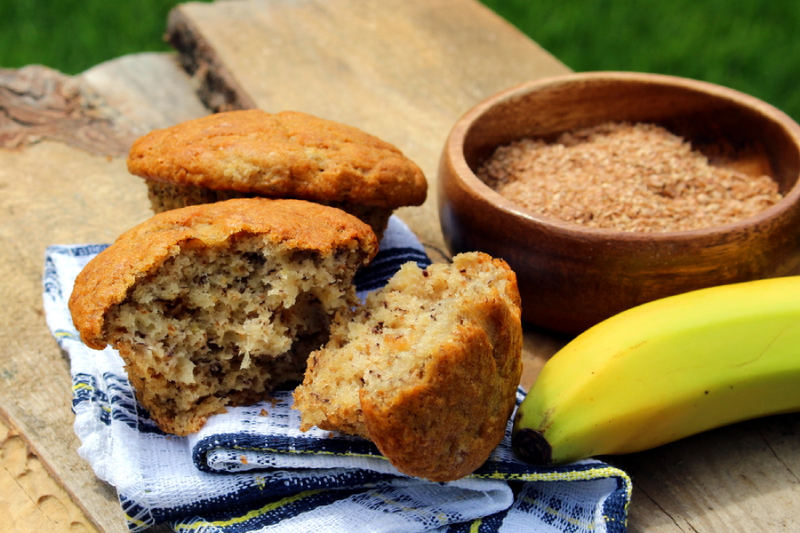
[[106, 234, 363, 435], [293, 253, 517, 437], [147, 180, 247, 213]]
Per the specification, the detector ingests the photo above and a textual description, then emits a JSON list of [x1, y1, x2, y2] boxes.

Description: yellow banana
[[512, 276, 800, 465]]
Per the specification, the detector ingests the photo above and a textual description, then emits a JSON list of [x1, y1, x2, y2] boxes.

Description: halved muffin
[[293, 252, 523, 481], [69, 198, 378, 436]]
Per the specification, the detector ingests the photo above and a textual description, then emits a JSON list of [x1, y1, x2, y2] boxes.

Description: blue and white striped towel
[[43, 216, 632, 533]]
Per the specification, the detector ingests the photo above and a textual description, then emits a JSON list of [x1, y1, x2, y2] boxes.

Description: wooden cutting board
[[2, 1, 799, 532]]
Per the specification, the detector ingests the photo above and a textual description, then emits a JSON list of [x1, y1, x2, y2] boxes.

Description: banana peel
[[512, 276, 800, 465]]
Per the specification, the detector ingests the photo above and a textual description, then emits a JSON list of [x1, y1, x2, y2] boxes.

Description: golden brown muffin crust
[[127, 110, 427, 209], [361, 277, 522, 482], [293, 252, 523, 482], [68, 198, 378, 351]]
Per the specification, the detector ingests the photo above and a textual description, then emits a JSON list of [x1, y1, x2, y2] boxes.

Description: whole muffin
[[126, 109, 428, 238], [293, 252, 523, 482], [69, 198, 378, 436]]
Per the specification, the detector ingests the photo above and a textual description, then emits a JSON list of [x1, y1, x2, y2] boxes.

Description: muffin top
[[127, 110, 428, 209], [68, 198, 379, 350]]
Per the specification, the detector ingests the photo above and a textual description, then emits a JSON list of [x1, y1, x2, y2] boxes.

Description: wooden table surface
[[1, 1, 798, 531]]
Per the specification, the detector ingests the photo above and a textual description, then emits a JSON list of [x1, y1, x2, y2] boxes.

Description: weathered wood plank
[[80, 52, 210, 134], [0, 416, 99, 533], [0, 54, 208, 532], [618, 413, 800, 532]]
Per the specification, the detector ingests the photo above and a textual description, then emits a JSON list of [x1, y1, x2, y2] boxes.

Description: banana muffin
[[69, 198, 378, 436], [293, 252, 523, 482], [126, 109, 428, 238]]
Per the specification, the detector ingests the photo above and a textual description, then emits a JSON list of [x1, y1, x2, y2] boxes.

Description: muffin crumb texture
[[293, 251, 523, 481], [108, 237, 363, 435]]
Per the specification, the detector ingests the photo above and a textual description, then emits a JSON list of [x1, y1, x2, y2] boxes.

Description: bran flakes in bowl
[[477, 122, 783, 232]]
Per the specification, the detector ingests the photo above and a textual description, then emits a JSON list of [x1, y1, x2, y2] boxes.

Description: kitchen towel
[[43, 215, 632, 533]]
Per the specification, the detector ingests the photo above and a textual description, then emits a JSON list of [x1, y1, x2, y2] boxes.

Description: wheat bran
[[477, 122, 782, 232]]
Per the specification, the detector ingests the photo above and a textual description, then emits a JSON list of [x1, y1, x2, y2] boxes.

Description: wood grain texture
[[0, 65, 134, 156], [0, 140, 141, 533], [619, 412, 800, 532], [80, 52, 210, 134], [0, 416, 97, 533]]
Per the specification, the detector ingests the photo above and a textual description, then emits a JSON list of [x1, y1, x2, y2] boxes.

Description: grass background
[[1, 0, 798, 122]]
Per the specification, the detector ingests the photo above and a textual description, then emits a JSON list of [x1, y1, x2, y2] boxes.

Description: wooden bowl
[[438, 72, 800, 335]]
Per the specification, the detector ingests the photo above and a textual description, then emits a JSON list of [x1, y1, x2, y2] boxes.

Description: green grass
[[482, 0, 800, 122], [0, 1, 212, 74], [1, 0, 798, 121]]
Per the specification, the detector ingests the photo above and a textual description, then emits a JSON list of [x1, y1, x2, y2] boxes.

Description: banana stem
[[511, 427, 553, 465]]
